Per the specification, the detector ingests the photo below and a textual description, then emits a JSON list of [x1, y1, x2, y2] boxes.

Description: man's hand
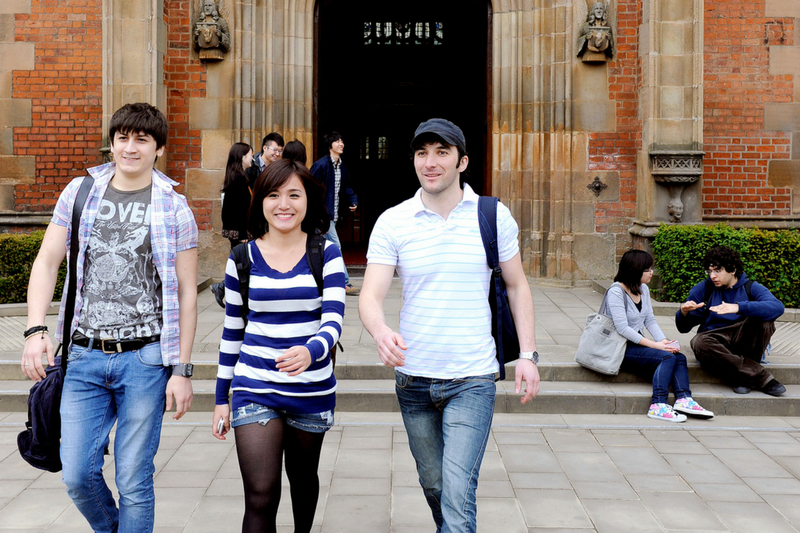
[[349, 204, 358, 212], [377, 330, 407, 368], [710, 301, 739, 315], [276, 345, 312, 376], [21, 334, 55, 382], [680, 300, 705, 316], [515, 359, 540, 404], [165, 375, 193, 420]]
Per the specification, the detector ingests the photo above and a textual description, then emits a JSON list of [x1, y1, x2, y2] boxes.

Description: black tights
[[234, 419, 326, 533]]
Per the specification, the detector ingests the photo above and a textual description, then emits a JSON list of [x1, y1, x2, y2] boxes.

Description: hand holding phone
[[217, 417, 225, 435], [665, 340, 680, 350]]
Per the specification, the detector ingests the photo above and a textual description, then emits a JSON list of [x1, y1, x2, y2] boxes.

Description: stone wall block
[[572, 233, 617, 279], [200, 130, 234, 170], [658, 86, 684, 119], [0, 98, 32, 127], [572, 63, 609, 101], [0, 155, 35, 184], [661, 0, 692, 21], [660, 22, 685, 55], [186, 168, 224, 200], [0, 184, 15, 210], [570, 200, 597, 234], [0, 43, 34, 71], [572, 100, 616, 132], [765, 0, 800, 18], [0, 0, 31, 14], [0, 13, 15, 42], [764, 103, 800, 131], [658, 55, 688, 86], [769, 47, 800, 76], [191, 98, 233, 131], [655, 118, 692, 145], [0, 127, 14, 155]]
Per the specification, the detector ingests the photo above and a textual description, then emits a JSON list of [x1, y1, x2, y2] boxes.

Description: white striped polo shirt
[[367, 184, 519, 379]]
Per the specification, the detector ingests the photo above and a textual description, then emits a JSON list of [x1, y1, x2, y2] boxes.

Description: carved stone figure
[[667, 197, 684, 223], [194, 0, 230, 61], [577, 2, 614, 61]]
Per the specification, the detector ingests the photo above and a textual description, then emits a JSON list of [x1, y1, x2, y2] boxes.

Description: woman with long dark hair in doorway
[[221, 142, 253, 248], [212, 159, 345, 533]]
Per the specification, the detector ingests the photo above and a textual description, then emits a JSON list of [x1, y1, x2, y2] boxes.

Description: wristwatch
[[172, 363, 194, 378], [519, 351, 539, 364]]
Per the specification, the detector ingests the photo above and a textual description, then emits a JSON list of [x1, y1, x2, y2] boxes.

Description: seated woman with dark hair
[[607, 250, 714, 423]]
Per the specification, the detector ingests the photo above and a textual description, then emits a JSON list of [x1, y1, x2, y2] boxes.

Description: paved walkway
[[2, 280, 800, 532]]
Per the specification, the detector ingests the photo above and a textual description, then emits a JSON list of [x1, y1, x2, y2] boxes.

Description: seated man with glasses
[[676, 245, 785, 396]]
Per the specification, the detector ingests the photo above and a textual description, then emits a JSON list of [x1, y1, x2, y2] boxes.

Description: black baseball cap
[[411, 118, 467, 154]]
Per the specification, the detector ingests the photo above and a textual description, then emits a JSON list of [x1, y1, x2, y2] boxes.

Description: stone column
[[102, 0, 167, 148], [631, 0, 704, 241], [0, 0, 35, 212]]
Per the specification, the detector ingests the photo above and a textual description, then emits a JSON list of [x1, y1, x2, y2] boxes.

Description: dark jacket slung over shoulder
[[675, 273, 784, 334], [309, 155, 358, 221], [221, 171, 250, 242]]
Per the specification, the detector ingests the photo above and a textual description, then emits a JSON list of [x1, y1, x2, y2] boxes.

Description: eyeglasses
[[267, 147, 283, 155], [706, 268, 725, 277]]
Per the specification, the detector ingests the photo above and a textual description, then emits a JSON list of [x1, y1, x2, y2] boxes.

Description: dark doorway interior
[[316, 0, 490, 266]]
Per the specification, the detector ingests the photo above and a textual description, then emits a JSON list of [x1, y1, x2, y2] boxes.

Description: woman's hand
[[276, 345, 312, 376], [212, 404, 231, 440], [654, 338, 679, 353]]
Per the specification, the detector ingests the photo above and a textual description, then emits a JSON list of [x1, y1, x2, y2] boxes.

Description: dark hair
[[248, 159, 328, 239], [261, 132, 285, 150], [109, 102, 168, 149], [222, 142, 252, 192], [703, 246, 743, 277], [323, 131, 343, 150], [613, 249, 654, 296], [410, 132, 470, 187], [282, 140, 307, 165]]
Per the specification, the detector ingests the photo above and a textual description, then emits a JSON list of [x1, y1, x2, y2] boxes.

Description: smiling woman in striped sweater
[[212, 159, 346, 533]]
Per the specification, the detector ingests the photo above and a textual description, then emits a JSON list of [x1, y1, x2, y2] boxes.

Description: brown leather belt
[[71, 335, 161, 354]]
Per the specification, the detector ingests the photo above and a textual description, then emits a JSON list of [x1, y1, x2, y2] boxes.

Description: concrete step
[[2, 379, 799, 417], [3, 358, 800, 385]]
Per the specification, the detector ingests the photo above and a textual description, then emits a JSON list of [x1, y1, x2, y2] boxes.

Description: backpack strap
[[306, 232, 326, 297], [60, 176, 95, 370], [231, 242, 251, 321], [477, 196, 500, 270]]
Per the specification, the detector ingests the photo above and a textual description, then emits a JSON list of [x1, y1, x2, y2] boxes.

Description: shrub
[[0, 231, 66, 305], [651, 224, 800, 308]]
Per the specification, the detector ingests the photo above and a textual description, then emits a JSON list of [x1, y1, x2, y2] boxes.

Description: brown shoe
[[345, 284, 360, 296]]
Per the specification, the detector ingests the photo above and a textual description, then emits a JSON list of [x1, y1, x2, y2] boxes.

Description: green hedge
[[0, 231, 67, 305], [651, 224, 800, 308]]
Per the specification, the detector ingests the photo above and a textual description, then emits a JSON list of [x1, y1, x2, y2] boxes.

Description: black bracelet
[[23, 325, 48, 339]]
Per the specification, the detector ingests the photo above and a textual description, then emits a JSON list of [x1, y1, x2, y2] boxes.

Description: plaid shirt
[[51, 163, 198, 365], [331, 156, 342, 222]]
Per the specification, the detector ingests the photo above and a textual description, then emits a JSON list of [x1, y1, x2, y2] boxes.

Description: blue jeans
[[395, 371, 496, 533], [621, 343, 691, 404], [60, 342, 169, 533], [324, 220, 350, 285]]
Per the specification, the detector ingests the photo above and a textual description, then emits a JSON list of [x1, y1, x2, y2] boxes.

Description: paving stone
[[475, 497, 527, 532], [329, 476, 390, 496], [492, 430, 546, 445], [663, 453, 741, 484], [604, 446, 677, 476], [333, 449, 391, 479], [515, 489, 594, 529], [762, 494, 800, 529], [182, 495, 244, 532], [509, 472, 572, 490], [649, 439, 711, 455], [153, 487, 206, 528], [742, 476, 800, 495], [694, 435, 757, 449], [624, 474, 692, 492], [582, 499, 664, 533], [323, 494, 390, 532], [772, 455, 800, 478], [556, 452, 626, 483], [707, 501, 799, 533], [638, 491, 728, 530], [593, 431, 651, 447], [0, 488, 72, 529], [572, 480, 639, 500], [478, 450, 511, 481], [711, 448, 794, 478], [476, 479, 516, 498], [690, 482, 763, 502], [543, 428, 603, 452]]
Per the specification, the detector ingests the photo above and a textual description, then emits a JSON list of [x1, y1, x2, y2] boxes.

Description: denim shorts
[[231, 402, 334, 433]]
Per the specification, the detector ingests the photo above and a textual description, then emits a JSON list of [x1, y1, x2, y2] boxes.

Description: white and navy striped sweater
[[215, 239, 346, 413]]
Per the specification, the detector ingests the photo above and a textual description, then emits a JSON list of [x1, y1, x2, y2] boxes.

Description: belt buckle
[[101, 338, 121, 354]]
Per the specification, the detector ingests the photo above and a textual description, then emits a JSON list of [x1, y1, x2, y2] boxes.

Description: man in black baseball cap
[[359, 118, 541, 531]]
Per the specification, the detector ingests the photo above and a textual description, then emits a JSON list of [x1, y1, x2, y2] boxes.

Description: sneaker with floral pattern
[[673, 397, 714, 419], [647, 403, 687, 423]]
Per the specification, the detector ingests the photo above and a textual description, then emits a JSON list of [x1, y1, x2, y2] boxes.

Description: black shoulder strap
[[477, 196, 500, 270], [61, 176, 94, 369], [231, 243, 251, 319], [744, 279, 753, 300], [306, 232, 326, 297]]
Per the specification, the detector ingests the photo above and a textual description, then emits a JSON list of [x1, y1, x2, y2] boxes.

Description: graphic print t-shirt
[[76, 184, 163, 340]]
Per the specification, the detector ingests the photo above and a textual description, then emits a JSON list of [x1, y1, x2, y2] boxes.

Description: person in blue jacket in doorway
[[676, 245, 785, 396]]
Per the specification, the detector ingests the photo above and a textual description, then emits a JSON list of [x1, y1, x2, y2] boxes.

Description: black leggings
[[234, 419, 326, 533]]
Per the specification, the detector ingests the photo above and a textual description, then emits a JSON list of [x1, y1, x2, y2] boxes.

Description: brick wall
[[163, 0, 210, 230], [12, 0, 103, 212], [588, 0, 642, 252], [703, 1, 794, 216]]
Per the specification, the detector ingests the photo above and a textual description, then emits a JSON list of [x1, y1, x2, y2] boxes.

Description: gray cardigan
[[603, 283, 666, 345]]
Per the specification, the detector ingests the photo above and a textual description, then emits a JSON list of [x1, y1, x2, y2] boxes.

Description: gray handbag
[[574, 283, 628, 375]]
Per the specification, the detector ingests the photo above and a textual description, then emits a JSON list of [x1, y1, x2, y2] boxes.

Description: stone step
[[2, 379, 799, 417], [3, 358, 800, 385]]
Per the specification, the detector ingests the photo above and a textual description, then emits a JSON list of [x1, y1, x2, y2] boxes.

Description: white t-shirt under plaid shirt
[[331, 156, 342, 222], [366, 184, 520, 379]]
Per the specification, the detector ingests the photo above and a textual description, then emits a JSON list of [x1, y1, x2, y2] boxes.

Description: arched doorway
[[315, 0, 491, 265]]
